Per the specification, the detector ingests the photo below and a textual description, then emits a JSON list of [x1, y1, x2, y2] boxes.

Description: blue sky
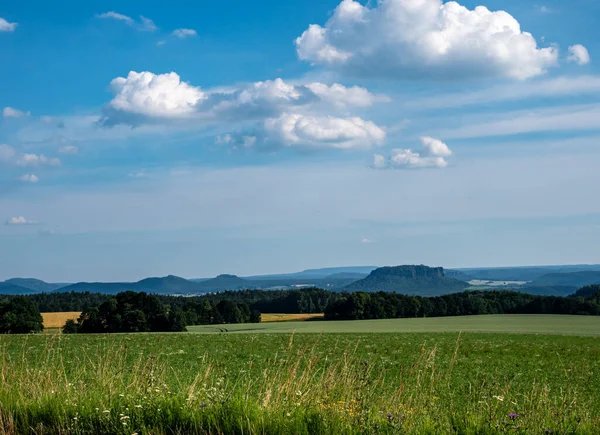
[[1, 0, 599, 282]]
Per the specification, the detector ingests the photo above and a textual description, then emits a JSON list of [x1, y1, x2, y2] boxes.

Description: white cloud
[[5, 216, 37, 225], [19, 174, 39, 183], [295, 0, 560, 80], [375, 136, 452, 169], [97, 11, 134, 26], [101, 71, 206, 125], [172, 28, 197, 38], [420, 136, 452, 157], [97, 12, 157, 31], [360, 237, 374, 244], [262, 113, 386, 150], [224, 113, 385, 151], [59, 145, 79, 154], [3, 107, 29, 118], [568, 45, 591, 65], [0, 17, 17, 32], [101, 72, 386, 126], [539, 6, 551, 14], [17, 154, 61, 167], [140, 16, 157, 32], [0, 145, 16, 162], [305, 83, 389, 108]]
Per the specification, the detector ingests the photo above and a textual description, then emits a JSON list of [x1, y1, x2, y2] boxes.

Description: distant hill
[[344, 265, 468, 296], [572, 285, 600, 298], [245, 266, 376, 280], [527, 271, 600, 288], [453, 265, 600, 282], [56, 275, 208, 295], [4, 278, 67, 293], [0, 282, 35, 295]]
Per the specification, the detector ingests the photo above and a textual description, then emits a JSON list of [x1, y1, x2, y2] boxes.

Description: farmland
[[41, 311, 81, 329], [1, 315, 600, 434]]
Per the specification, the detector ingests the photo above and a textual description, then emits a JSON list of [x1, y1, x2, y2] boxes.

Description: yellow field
[[260, 313, 324, 322], [42, 312, 81, 329]]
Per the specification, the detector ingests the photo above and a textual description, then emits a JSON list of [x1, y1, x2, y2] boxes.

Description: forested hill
[[344, 265, 468, 296]]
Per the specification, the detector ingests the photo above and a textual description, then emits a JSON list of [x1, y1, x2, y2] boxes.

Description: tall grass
[[0, 332, 597, 434]]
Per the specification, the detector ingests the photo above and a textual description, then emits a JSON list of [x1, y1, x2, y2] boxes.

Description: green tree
[[0, 297, 43, 334]]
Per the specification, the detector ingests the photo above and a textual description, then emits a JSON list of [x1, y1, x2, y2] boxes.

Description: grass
[[261, 313, 324, 322], [188, 314, 600, 336], [1, 315, 599, 434], [41, 312, 81, 329]]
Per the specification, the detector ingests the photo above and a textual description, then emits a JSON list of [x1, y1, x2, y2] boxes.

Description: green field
[[1, 315, 600, 434], [188, 314, 600, 336]]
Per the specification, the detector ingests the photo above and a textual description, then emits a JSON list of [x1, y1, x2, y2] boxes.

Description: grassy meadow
[[1, 315, 600, 434], [260, 313, 324, 322]]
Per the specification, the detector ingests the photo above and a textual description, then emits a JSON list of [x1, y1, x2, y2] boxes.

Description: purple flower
[[509, 413, 518, 420], [545, 431, 553, 434], [386, 413, 393, 420], [200, 403, 207, 408]]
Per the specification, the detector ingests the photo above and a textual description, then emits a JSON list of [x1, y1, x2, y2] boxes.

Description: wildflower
[[286, 412, 291, 417], [200, 403, 207, 408], [103, 410, 110, 414], [387, 413, 393, 421], [493, 395, 504, 402], [135, 405, 142, 409], [509, 413, 518, 420], [122, 422, 128, 426], [119, 394, 125, 397], [545, 431, 553, 434], [95, 408, 99, 411], [72, 417, 78, 421]]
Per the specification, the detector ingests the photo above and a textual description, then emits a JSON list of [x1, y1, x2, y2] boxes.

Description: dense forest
[[9, 288, 336, 314], [2, 286, 600, 334], [63, 291, 260, 334], [324, 289, 600, 320]]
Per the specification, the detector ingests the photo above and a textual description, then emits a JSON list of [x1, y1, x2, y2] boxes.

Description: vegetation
[[188, 314, 600, 335], [63, 291, 260, 333], [325, 289, 600, 320], [0, 296, 43, 333], [573, 284, 600, 297], [0, 331, 599, 434]]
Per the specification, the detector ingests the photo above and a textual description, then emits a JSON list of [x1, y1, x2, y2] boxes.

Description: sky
[[1, 0, 599, 282]]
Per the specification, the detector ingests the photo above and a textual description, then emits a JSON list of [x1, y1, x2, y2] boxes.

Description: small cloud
[[19, 174, 39, 183], [568, 45, 591, 65], [97, 11, 134, 26], [361, 237, 374, 244], [59, 145, 79, 155], [96, 12, 157, 32], [156, 40, 166, 46], [38, 229, 59, 237], [128, 170, 148, 178], [0, 144, 16, 162], [17, 154, 61, 167], [3, 107, 29, 118], [539, 5, 551, 14], [172, 28, 196, 39], [140, 16, 157, 32], [5, 216, 38, 226], [374, 136, 453, 170], [0, 17, 17, 32]]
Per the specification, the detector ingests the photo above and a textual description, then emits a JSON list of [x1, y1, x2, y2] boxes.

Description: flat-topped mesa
[[369, 265, 445, 279]]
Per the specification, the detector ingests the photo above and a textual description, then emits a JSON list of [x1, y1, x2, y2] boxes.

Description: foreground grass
[[1, 329, 599, 434], [188, 314, 600, 336]]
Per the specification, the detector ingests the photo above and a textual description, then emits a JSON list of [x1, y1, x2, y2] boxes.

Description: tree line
[[325, 287, 600, 320], [63, 291, 260, 334]]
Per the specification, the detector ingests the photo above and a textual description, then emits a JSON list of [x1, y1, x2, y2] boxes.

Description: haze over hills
[[2, 264, 600, 296]]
